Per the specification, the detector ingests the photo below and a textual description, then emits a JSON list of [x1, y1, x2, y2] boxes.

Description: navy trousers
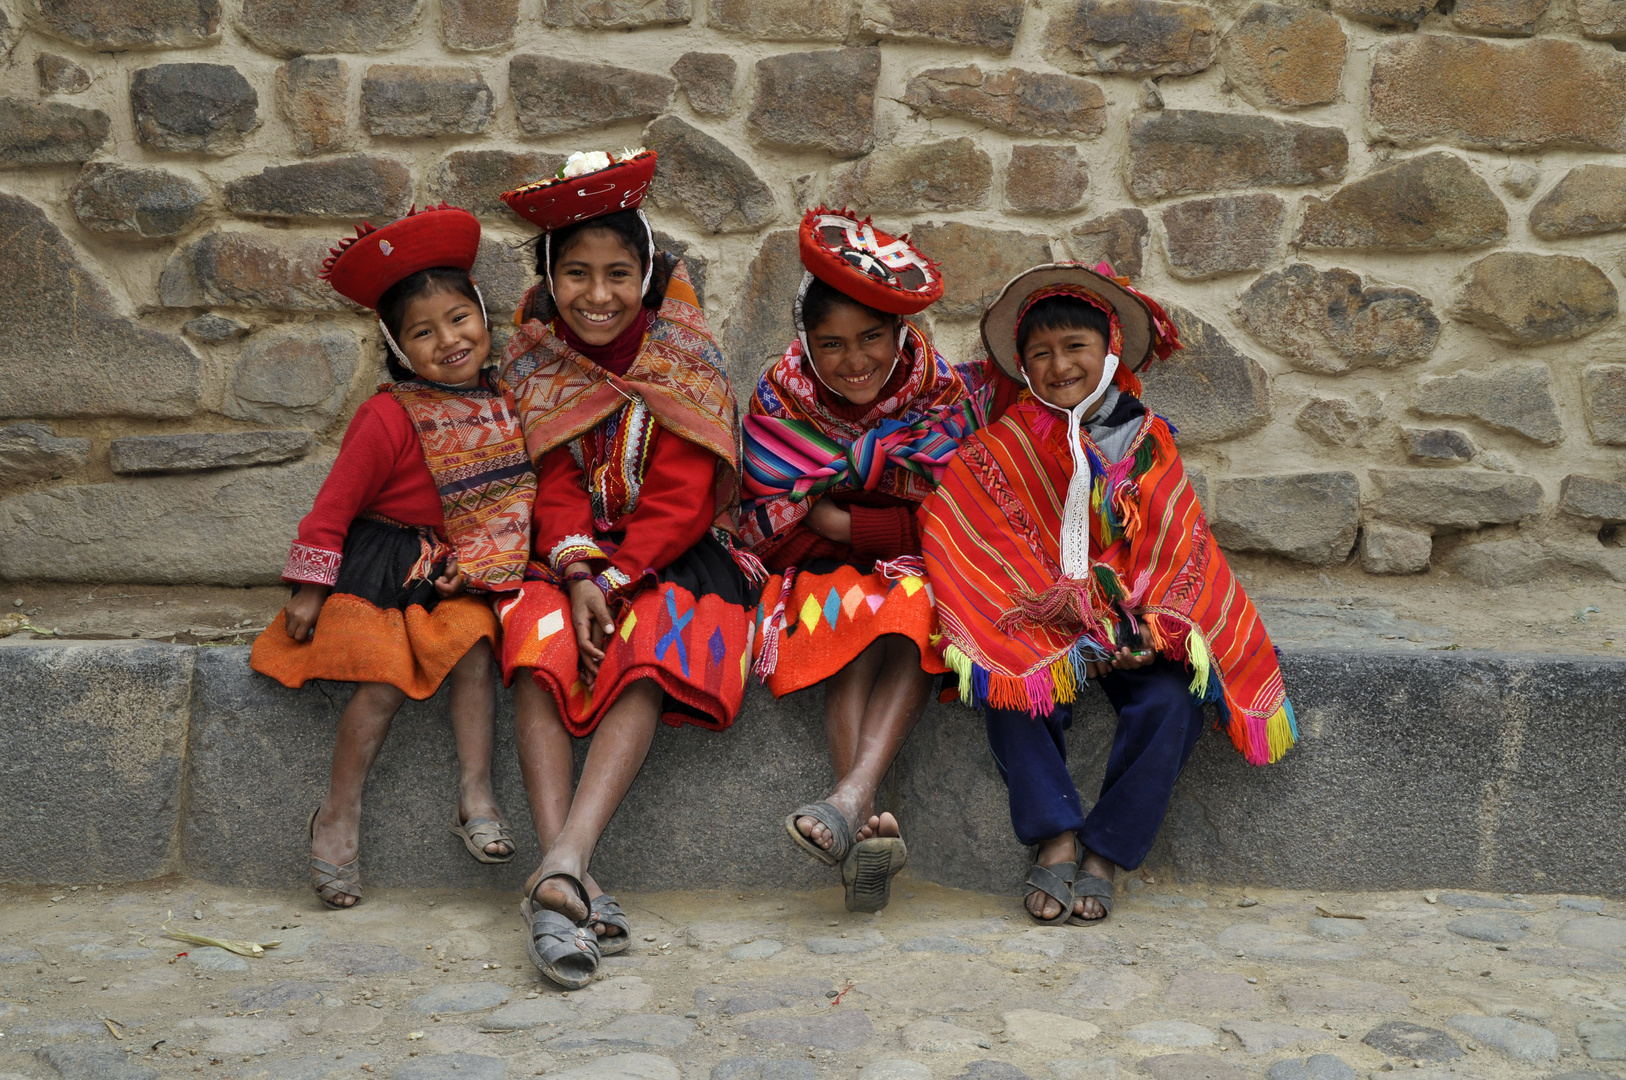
[[983, 659, 1206, 870]]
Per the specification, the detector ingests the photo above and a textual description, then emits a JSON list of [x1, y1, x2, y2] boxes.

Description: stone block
[[1297, 396, 1381, 449], [1218, 3, 1346, 110], [1402, 427, 1477, 463], [1529, 165, 1626, 238], [511, 56, 674, 137], [749, 49, 879, 158], [470, 237, 533, 321], [183, 314, 250, 343], [225, 155, 412, 221], [0, 455, 331, 584], [1584, 365, 1626, 445], [543, 0, 690, 27], [708, 0, 851, 40], [1454, 252, 1617, 344], [0, 424, 89, 486], [236, 0, 420, 58], [0, 642, 192, 883], [1331, 0, 1434, 26], [0, 97, 109, 167], [672, 52, 736, 116], [1367, 469, 1542, 530], [1296, 152, 1507, 251], [444, 0, 518, 47], [720, 229, 799, 392], [1502, 163, 1541, 198], [1160, 193, 1283, 280], [1128, 110, 1346, 200], [1560, 475, 1626, 523], [1139, 305, 1272, 446], [911, 222, 1052, 320], [110, 431, 315, 475], [0, 193, 200, 420], [161, 230, 356, 313], [277, 57, 348, 157], [37, 54, 91, 94], [1238, 264, 1440, 375], [1581, 0, 1626, 39], [902, 66, 1105, 139], [643, 116, 776, 234], [70, 163, 209, 240], [427, 150, 563, 218], [131, 63, 259, 154], [225, 326, 358, 427], [35, 0, 219, 49], [825, 138, 991, 213], [1065, 209, 1148, 278], [1048, 0, 1216, 76], [1005, 145, 1088, 214], [860, 0, 1025, 49], [1411, 364, 1562, 445], [1370, 37, 1626, 152], [1208, 472, 1360, 565], [1454, 0, 1548, 35], [1361, 523, 1432, 575], [362, 65, 491, 137]]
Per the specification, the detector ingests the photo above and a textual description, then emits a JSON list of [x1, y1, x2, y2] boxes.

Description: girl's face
[[806, 303, 897, 406], [552, 228, 645, 346], [397, 286, 490, 387], [1021, 323, 1110, 415]]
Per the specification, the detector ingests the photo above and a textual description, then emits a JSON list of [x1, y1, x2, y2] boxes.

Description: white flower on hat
[[561, 150, 612, 179], [615, 146, 646, 162]]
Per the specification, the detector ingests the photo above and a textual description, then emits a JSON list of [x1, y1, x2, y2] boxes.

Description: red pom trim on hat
[[322, 203, 482, 311], [501, 151, 657, 234], [798, 206, 943, 316]]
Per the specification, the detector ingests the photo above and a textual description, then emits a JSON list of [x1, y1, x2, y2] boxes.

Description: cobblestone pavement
[[2, 878, 1622, 1080]]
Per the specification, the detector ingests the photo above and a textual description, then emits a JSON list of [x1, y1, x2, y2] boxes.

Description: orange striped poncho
[[921, 394, 1296, 766]]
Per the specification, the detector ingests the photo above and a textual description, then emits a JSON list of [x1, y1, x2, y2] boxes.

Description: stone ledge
[[0, 642, 1621, 897]]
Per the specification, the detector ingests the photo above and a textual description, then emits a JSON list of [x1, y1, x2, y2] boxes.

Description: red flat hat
[[322, 204, 481, 311], [502, 150, 658, 233], [798, 207, 942, 316]]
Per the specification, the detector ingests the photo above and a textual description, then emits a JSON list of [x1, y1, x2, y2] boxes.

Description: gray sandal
[[1070, 872, 1114, 925], [785, 801, 854, 866], [451, 810, 516, 864], [590, 894, 631, 956], [308, 806, 361, 909], [1024, 861, 1076, 925], [521, 873, 599, 990], [843, 836, 907, 913]]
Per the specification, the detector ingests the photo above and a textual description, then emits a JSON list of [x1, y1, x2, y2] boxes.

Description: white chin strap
[[378, 283, 490, 376], [545, 208, 657, 304], [1025, 351, 1119, 577], [793, 270, 904, 399]]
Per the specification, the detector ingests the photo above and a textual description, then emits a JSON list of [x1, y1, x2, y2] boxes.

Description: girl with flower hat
[[252, 204, 533, 908], [496, 149, 758, 987]]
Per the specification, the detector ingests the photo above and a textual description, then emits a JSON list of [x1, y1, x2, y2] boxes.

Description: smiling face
[[1021, 323, 1111, 415], [395, 285, 490, 387], [805, 302, 898, 406], [551, 227, 646, 346]]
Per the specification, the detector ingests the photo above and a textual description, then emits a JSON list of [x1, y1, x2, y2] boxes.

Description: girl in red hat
[[495, 150, 759, 987], [739, 208, 1015, 912], [252, 205, 534, 909]]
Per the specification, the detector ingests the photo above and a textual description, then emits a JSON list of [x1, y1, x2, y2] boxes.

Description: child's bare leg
[[513, 672, 575, 858], [448, 639, 509, 858], [312, 680, 407, 906]]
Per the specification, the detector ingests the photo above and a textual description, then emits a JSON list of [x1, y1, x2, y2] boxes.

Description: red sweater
[[283, 393, 442, 587]]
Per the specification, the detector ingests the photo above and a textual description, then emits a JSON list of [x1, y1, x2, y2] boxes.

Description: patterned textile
[[572, 395, 656, 531], [922, 394, 1296, 766], [389, 372, 535, 592], [285, 542, 342, 587], [501, 258, 741, 535]]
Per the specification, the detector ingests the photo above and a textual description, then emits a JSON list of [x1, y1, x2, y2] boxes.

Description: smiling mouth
[[840, 370, 877, 385], [577, 310, 618, 325]]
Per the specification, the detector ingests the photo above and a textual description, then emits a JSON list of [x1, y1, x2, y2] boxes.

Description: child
[[496, 149, 758, 987], [741, 207, 990, 912], [921, 262, 1297, 924], [251, 205, 534, 908]]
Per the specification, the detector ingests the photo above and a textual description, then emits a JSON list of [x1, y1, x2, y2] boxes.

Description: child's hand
[[1109, 644, 1155, 670], [807, 499, 853, 545], [564, 563, 615, 686], [284, 583, 329, 642], [434, 555, 467, 598]]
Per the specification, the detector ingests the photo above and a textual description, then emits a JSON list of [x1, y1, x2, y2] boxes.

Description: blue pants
[[983, 659, 1206, 870]]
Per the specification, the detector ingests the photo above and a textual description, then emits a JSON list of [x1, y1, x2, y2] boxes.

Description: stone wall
[[1, 0, 1625, 591]]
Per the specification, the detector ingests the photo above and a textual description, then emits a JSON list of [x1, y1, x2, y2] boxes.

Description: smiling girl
[[252, 205, 534, 908]]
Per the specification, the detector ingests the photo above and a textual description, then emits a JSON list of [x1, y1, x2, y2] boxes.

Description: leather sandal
[[1024, 860, 1076, 925], [308, 806, 361, 909], [450, 809, 516, 864], [521, 871, 599, 990], [589, 894, 631, 956], [785, 801, 854, 866]]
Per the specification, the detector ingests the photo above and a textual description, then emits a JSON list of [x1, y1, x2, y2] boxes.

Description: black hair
[[376, 266, 484, 382], [800, 275, 897, 340], [1015, 295, 1113, 358], [539, 208, 672, 309]]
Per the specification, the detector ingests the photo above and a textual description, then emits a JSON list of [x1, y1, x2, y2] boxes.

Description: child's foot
[[310, 802, 361, 908], [525, 859, 590, 924], [458, 785, 514, 859], [1025, 832, 1084, 922], [854, 811, 901, 842], [1075, 849, 1116, 921], [795, 792, 864, 853], [582, 872, 628, 948]]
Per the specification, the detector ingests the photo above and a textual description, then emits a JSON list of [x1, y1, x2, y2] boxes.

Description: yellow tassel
[[1264, 704, 1296, 764], [943, 643, 974, 703], [1049, 654, 1077, 704], [1186, 628, 1211, 698]]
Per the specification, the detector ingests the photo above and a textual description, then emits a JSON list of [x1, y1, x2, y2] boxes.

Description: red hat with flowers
[[501, 149, 657, 233], [797, 207, 942, 316], [321, 203, 482, 312]]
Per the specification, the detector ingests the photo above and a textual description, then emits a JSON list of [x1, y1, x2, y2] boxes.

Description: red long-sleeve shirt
[[283, 393, 443, 586]]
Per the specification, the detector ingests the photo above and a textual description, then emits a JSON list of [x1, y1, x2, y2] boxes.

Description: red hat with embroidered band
[[321, 203, 482, 312], [797, 206, 942, 316], [501, 149, 657, 234]]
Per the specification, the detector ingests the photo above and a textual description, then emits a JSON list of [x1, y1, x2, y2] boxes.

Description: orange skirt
[[751, 564, 949, 697]]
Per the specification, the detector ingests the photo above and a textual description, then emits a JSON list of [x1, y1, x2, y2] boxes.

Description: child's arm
[[284, 584, 328, 641]]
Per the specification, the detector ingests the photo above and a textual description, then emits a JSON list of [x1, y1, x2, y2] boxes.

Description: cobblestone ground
[[2, 879, 1622, 1080]]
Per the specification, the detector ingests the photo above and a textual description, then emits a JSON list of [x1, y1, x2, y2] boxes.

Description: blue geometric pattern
[[823, 588, 841, 629], [656, 587, 693, 677], [708, 626, 725, 666]]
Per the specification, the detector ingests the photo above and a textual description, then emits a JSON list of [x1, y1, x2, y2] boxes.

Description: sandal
[[1024, 860, 1076, 925], [1070, 872, 1114, 925], [450, 810, 516, 864], [589, 894, 631, 957], [785, 801, 854, 866], [842, 836, 907, 913], [521, 872, 599, 990], [308, 806, 361, 909]]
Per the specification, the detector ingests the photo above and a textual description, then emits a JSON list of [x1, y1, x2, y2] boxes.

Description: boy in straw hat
[[921, 262, 1297, 924]]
